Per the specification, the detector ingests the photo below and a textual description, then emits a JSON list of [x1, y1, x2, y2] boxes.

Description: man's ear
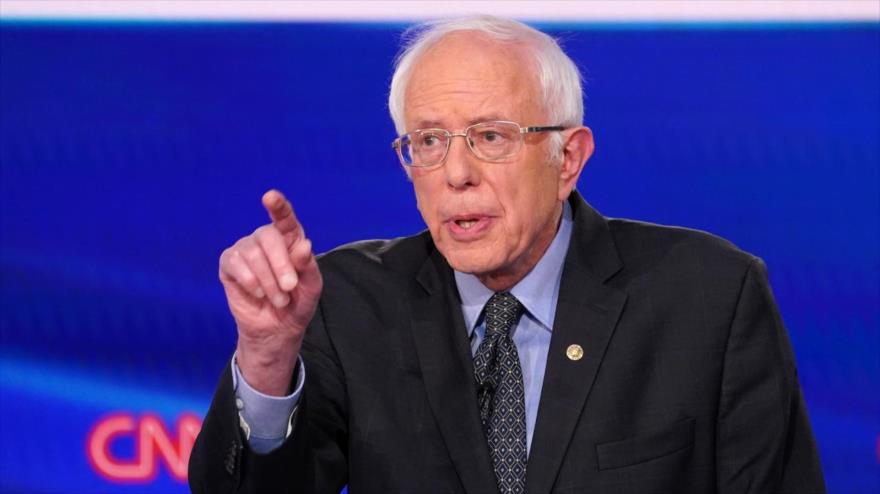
[[557, 126, 594, 202]]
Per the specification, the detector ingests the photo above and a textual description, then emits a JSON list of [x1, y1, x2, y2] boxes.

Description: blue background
[[0, 22, 877, 493]]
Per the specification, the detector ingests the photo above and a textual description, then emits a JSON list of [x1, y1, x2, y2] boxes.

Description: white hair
[[388, 15, 584, 158]]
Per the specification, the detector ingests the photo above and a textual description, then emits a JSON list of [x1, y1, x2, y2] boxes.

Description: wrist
[[236, 336, 301, 396]]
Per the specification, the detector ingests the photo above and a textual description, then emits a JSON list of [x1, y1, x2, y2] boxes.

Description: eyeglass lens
[[403, 121, 522, 167]]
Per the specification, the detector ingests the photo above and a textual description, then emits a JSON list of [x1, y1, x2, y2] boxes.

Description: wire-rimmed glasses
[[391, 120, 565, 168]]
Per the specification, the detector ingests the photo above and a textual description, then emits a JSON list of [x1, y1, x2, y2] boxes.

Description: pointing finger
[[262, 189, 302, 246]]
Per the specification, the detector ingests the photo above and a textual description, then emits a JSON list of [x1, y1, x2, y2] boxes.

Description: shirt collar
[[454, 200, 573, 336]]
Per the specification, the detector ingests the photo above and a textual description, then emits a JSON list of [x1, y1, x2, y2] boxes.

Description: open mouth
[[446, 215, 492, 239], [455, 219, 479, 229]]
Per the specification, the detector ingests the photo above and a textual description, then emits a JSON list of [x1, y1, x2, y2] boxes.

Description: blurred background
[[1, 1, 877, 493]]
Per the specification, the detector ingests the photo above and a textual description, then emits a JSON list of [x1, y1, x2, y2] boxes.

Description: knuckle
[[239, 270, 257, 287], [243, 246, 264, 264], [254, 224, 276, 241], [219, 248, 231, 267], [227, 254, 256, 285], [219, 248, 240, 272]]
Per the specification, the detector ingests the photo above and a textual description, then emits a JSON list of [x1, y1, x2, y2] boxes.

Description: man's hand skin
[[218, 189, 323, 396]]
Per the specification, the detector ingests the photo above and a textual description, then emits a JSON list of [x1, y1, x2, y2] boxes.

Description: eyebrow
[[414, 119, 445, 129], [413, 114, 511, 130]]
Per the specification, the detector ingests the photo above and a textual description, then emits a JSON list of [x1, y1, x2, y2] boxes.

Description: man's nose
[[444, 134, 480, 189]]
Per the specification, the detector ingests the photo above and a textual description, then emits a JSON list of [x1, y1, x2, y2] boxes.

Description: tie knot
[[483, 292, 524, 338]]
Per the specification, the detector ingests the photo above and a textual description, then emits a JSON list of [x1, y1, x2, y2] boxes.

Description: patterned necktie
[[473, 292, 527, 494]]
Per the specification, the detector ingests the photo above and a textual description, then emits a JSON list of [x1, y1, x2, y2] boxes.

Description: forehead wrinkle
[[407, 78, 509, 107], [407, 80, 529, 128], [409, 94, 516, 124]]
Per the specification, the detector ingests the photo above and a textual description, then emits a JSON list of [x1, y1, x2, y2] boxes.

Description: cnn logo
[[87, 412, 202, 483]]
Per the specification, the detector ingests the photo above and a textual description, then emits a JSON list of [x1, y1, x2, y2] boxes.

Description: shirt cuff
[[231, 354, 304, 442]]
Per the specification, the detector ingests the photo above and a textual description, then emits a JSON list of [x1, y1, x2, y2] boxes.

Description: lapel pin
[[566, 344, 584, 361]]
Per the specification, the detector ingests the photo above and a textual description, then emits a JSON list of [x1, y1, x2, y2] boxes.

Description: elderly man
[[189, 16, 825, 494]]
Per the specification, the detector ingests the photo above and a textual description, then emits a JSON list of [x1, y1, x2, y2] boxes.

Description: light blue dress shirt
[[231, 354, 305, 453], [453, 201, 572, 454], [233, 201, 572, 455]]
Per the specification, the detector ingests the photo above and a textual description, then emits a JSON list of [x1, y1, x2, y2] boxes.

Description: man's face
[[404, 33, 573, 290]]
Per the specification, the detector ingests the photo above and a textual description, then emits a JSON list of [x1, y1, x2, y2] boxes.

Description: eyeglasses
[[391, 120, 565, 168]]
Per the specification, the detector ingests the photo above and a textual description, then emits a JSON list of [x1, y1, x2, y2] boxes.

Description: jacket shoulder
[[606, 218, 759, 274], [316, 230, 433, 278]]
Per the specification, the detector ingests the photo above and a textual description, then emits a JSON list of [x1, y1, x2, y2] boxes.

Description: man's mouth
[[445, 215, 494, 240]]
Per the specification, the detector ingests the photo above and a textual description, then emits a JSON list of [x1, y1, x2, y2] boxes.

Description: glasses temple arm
[[522, 125, 566, 134]]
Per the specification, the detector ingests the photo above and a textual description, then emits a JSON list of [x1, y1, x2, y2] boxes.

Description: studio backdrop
[[1, 2, 878, 493]]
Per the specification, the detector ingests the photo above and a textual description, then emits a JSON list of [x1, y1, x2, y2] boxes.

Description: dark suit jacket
[[189, 191, 825, 494]]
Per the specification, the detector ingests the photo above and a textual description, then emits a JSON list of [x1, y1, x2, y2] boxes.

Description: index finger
[[262, 189, 302, 244]]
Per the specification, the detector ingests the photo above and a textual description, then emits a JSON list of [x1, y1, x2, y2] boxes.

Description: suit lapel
[[410, 250, 499, 494], [525, 192, 627, 494]]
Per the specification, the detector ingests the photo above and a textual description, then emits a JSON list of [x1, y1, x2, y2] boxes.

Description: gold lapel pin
[[566, 344, 584, 361]]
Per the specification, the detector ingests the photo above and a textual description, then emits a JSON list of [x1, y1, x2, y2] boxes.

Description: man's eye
[[420, 134, 441, 147], [479, 131, 507, 143]]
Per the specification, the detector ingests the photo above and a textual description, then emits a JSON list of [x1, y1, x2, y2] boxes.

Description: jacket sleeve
[[188, 300, 349, 494], [715, 258, 825, 493]]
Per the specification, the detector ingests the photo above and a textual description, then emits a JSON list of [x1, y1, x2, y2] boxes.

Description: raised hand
[[219, 190, 323, 395]]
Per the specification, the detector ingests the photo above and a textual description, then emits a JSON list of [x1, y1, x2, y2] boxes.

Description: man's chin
[[440, 250, 499, 276]]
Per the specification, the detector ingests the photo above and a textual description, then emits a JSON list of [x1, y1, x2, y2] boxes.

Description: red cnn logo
[[87, 412, 202, 483]]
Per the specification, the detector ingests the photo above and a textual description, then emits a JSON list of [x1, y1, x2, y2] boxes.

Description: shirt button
[[235, 398, 244, 410]]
